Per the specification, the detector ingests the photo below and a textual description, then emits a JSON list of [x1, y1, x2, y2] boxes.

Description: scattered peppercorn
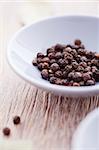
[[3, 127, 10, 136], [32, 40, 99, 86], [13, 116, 21, 125]]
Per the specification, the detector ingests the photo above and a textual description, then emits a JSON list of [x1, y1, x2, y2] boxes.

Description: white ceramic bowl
[[72, 108, 99, 150], [7, 16, 99, 97]]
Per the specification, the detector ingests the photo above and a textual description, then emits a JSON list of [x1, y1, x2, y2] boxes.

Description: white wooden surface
[[0, 1, 99, 150]]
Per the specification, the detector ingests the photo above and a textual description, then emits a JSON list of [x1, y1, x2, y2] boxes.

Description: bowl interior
[[8, 16, 99, 96], [17, 16, 99, 52]]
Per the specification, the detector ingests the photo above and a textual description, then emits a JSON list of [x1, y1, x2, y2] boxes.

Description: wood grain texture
[[0, 2, 99, 150]]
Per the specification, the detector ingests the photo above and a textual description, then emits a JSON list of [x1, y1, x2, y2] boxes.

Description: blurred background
[[1, 0, 99, 24]]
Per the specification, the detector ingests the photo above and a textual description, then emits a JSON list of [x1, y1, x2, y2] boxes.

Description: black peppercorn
[[74, 39, 82, 46], [3, 127, 10, 136], [50, 63, 60, 72], [41, 69, 49, 80], [37, 52, 44, 58], [13, 116, 21, 125]]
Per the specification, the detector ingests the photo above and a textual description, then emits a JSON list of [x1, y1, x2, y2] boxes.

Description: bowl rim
[[71, 108, 99, 150], [7, 15, 99, 96]]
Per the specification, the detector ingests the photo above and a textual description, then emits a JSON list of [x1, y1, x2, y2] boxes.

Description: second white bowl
[[72, 108, 99, 150]]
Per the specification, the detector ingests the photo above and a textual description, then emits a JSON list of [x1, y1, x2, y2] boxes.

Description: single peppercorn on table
[[1, 3, 99, 150]]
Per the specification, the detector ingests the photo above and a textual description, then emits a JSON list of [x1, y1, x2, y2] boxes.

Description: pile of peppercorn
[[32, 40, 99, 86]]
